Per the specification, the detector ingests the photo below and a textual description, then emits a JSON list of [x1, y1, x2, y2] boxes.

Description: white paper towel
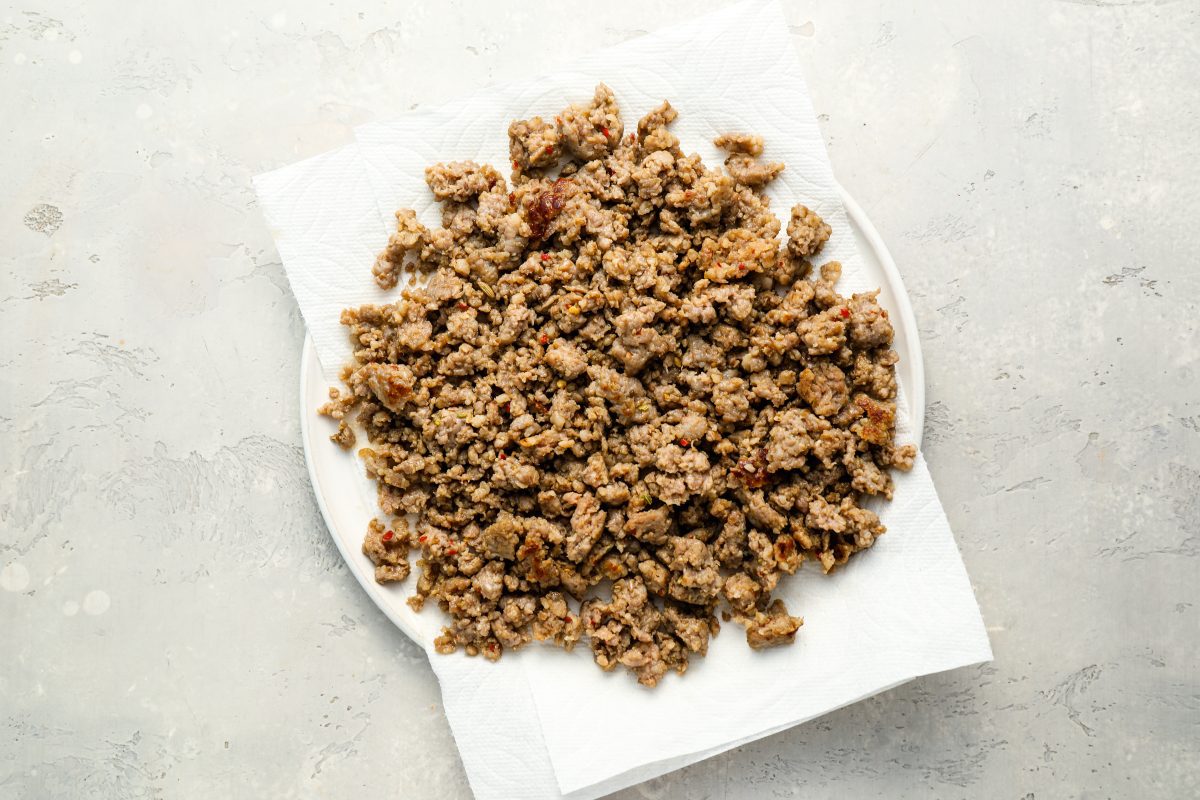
[[255, 2, 992, 797]]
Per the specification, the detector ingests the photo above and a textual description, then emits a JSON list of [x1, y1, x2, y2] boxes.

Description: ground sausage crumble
[[320, 84, 916, 686]]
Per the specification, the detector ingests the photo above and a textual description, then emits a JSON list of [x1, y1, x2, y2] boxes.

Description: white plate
[[299, 184, 925, 647]]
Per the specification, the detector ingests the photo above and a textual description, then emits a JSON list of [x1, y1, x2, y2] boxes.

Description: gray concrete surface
[[2, 1, 1197, 797]]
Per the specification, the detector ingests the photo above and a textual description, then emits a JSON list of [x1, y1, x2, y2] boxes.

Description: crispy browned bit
[[731, 449, 772, 489], [526, 178, 571, 240], [328, 85, 914, 686]]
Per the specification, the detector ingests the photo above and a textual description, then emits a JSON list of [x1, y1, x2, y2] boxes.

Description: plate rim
[[299, 183, 925, 647], [837, 184, 925, 444]]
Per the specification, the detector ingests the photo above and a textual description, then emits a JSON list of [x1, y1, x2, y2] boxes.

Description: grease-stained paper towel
[[255, 2, 991, 798]]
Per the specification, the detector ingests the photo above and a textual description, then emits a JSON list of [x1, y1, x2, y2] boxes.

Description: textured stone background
[[2, 1, 1197, 797]]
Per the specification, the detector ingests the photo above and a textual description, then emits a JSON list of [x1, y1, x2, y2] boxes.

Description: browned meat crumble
[[320, 84, 916, 686]]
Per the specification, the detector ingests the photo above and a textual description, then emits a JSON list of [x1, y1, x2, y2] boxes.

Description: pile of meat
[[320, 84, 916, 686]]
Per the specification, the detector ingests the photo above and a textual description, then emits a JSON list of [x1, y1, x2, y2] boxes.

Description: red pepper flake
[[418, 534, 428, 543], [600, 126, 610, 138], [503, 403, 511, 414], [446, 548, 458, 556], [679, 438, 690, 447], [628, 132, 636, 143], [456, 301, 469, 310], [382, 530, 394, 542], [499, 451, 507, 460], [738, 263, 747, 271], [564, 615, 573, 623], [488, 642, 498, 652], [544, 145, 554, 155], [539, 333, 549, 345], [840, 307, 851, 319], [512, 160, 519, 171], [540, 253, 550, 262]]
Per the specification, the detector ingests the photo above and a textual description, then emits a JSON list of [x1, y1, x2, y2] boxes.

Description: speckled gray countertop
[[2, 1, 1198, 797]]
